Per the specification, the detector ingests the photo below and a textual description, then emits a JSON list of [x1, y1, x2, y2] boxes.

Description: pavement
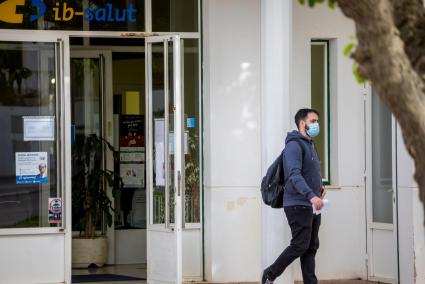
[[188, 280, 379, 284], [296, 281, 380, 284]]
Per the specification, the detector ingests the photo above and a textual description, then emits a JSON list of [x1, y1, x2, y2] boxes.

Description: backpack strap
[[284, 140, 306, 169], [294, 140, 305, 161]]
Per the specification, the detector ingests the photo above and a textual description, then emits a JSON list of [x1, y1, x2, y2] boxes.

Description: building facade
[[0, 0, 423, 283]]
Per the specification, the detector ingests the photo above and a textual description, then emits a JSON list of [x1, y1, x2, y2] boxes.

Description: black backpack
[[260, 140, 304, 208]]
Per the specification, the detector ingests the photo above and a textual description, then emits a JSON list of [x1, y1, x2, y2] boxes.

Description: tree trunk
[[336, 0, 425, 222]]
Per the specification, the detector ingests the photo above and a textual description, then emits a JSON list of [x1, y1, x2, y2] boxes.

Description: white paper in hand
[[312, 199, 329, 215]]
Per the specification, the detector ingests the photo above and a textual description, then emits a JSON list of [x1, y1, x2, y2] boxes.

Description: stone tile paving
[[296, 281, 381, 284], [187, 280, 380, 284]]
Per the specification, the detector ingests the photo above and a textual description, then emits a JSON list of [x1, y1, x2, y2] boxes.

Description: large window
[[311, 40, 330, 184], [0, 42, 62, 228], [152, 0, 199, 32]]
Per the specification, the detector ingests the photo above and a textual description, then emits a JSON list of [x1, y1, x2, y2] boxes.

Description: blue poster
[[15, 152, 48, 184]]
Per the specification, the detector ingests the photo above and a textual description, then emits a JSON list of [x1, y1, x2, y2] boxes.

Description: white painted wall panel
[[398, 187, 415, 284], [203, 0, 262, 282], [202, 0, 261, 188], [413, 188, 425, 284], [0, 234, 65, 284], [205, 187, 261, 282]]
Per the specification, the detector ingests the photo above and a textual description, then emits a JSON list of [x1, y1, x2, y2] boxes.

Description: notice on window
[[23, 116, 55, 141], [120, 163, 145, 188], [48, 198, 62, 224], [130, 189, 146, 228], [120, 147, 145, 162], [120, 115, 144, 147], [15, 152, 48, 184]]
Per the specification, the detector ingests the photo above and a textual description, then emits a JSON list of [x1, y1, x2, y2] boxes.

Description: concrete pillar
[[261, 0, 294, 283]]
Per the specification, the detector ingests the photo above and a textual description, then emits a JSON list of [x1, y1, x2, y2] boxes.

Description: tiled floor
[[71, 266, 378, 284], [72, 263, 147, 284]]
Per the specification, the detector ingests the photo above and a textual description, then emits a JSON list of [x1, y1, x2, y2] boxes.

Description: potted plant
[[71, 134, 121, 268]]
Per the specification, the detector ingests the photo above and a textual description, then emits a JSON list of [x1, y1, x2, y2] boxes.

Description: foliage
[[0, 50, 33, 106], [343, 38, 367, 84], [298, 0, 336, 9], [185, 132, 200, 223], [72, 134, 122, 238]]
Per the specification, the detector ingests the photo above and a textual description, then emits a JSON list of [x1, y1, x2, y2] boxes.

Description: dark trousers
[[266, 205, 321, 284]]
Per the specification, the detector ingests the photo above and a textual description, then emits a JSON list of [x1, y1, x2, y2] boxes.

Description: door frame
[[145, 34, 184, 284], [0, 30, 72, 283], [69, 49, 115, 263], [365, 87, 400, 284], [68, 34, 203, 282]]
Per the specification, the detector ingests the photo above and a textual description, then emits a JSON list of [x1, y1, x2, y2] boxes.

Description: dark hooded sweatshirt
[[282, 130, 322, 207]]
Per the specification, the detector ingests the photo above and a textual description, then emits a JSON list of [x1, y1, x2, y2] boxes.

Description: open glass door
[[0, 33, 71, 283], [146, 35, 184, 284]]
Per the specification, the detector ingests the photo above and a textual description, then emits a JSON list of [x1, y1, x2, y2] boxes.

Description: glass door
[[69, 49, 115, 262], [70, 50, 107, 234], [0, 33, 70, 284], [146, 35, 184, 284], [366, 88, 399, 283]]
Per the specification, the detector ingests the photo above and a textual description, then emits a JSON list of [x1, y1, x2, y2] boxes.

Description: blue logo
[[0, 1, 138, 24]]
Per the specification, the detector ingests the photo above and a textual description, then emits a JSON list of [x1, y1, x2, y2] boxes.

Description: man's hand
[[320, 186, 327, 199], [310, 196, 324, 210]]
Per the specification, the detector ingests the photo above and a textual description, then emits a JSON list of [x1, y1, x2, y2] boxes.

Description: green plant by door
[[72, 134, 122, 238]]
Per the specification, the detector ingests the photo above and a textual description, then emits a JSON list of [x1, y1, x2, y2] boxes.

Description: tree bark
[[336, 0, 425, 221]]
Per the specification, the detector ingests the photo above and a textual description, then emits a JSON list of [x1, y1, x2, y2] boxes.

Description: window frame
[[0, 35, 67, 234], [311, 39, 331, 185]]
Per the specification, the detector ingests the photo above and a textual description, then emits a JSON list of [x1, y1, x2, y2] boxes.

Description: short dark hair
[[294, 108, 320, 129]]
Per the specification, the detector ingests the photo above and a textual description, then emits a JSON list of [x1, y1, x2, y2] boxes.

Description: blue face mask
[[306, 122, 320, 138]]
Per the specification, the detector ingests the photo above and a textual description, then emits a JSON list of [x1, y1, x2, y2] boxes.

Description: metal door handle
[[177, 171, 181, 197]]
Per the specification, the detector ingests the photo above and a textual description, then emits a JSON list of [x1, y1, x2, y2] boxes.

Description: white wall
[[397, 124, 425, 284], [201, 0, 425, 282], [293, 2, 424, 282], [292, 2, 367, 280], [413, 189, 425, 284], [203, 0, 262, 282]]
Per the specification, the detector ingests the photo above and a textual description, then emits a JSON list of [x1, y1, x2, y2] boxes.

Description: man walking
[[262, 108, 326, 284]]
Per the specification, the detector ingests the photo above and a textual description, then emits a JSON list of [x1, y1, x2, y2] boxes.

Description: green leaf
[[299, 0, 335, 8], [353, 63, 367, 84], [343, 43, 354, 57]]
